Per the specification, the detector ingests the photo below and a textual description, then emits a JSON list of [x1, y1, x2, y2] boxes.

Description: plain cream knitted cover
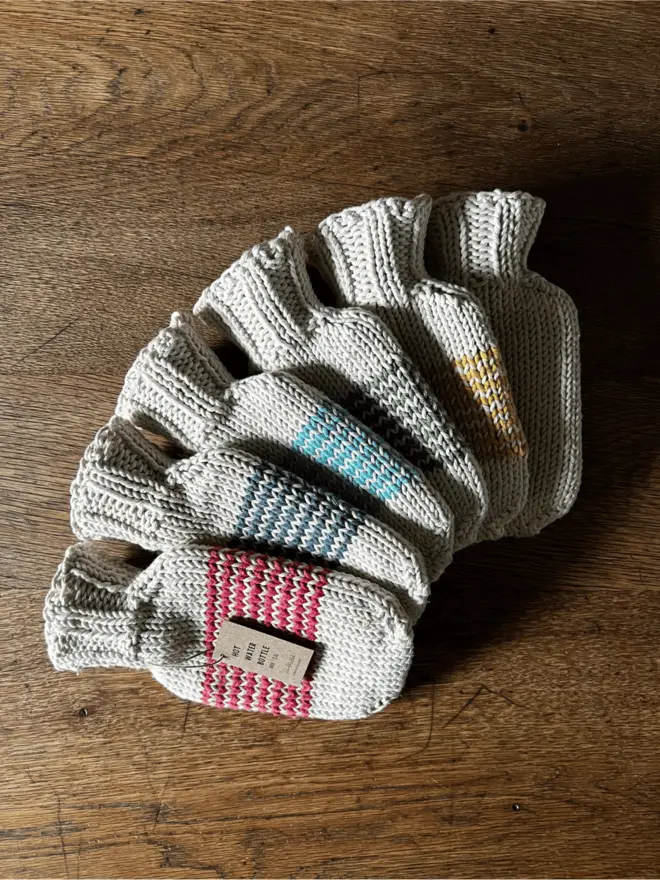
[[309, 195, 529, 542], [44, 543, 414, 721], [194, 228, 488, 552], [428, 190, 582, 535], [116, 312, 454, 579]]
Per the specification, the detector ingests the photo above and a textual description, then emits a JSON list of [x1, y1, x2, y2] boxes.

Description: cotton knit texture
[[428, 190, 582, 535], [309, 195, 529, 542], [44, 542, 413, 720], [193, 227, 487, 557], [116, 311, 453, 577], [70, 417, 429, 619]]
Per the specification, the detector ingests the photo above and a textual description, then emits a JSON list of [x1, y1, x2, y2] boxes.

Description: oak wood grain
[[1, 2, 659, 877]]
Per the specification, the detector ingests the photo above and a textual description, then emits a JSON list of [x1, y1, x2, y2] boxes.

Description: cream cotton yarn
[[116, 312, 454, 579], [309, 194, 529, 542], [428, 190, 582, 535], [44, 542, 413, 721], [194, 228, 488, 556], [44, 186, 582, 724], [70, 416, 429, 619]]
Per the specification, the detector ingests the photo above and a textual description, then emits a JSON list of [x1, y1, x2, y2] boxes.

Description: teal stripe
[[292, 404, 412, 501]]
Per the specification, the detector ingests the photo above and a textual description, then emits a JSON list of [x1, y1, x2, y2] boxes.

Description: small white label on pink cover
[[213, 620, 314, 687]]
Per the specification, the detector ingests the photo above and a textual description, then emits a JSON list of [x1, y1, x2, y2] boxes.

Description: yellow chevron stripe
[[453, 347, 527, 457]]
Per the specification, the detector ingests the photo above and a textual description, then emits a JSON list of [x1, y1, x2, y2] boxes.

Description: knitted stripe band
[[309, 195, 529, 542], [44, 543, 414, 720], [116, 312, 454, 578], [428, 190, 582, 535], [193, 228, 487, 554], [70, 417, 429, 619]]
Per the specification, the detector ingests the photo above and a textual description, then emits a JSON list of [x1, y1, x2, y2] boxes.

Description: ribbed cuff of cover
[[194, 228, 320, 368], [116, 312, 234, 450], [429, 190, 545, 285], [44, 543, 148, 672], [70, 417, 171, 545], [313, 195, 432, 307], [166, 312, 234, 388]]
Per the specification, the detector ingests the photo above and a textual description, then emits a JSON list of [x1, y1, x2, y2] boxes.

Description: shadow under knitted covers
[[409, 168, 660, 691]]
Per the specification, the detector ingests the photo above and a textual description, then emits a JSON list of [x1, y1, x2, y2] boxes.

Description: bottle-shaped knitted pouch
[[116, 312, 453, 578], [428, 190, 582, 536], [70, 417, 429, 620], [44, 543, 414, 720], [309, 195, 529, 542], [193, 228, 487, 554]]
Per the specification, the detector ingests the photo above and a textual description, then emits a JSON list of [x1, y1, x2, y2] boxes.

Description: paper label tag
[[213, 620, 314, 687]]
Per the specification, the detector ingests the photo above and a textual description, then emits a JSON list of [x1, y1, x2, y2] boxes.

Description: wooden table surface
[[2, 3, 660, 877]]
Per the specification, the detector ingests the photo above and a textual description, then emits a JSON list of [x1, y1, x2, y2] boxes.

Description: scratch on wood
[[136, 729, 158, 800], [56, 796, 70, 879], [153, 700, 192, 828], [181, 700, 191, 735], [13, 318, 80, 367], [402, 681, 437, 760], [441, 685, 485, 730], [481, 684, 532, 711], [517, 90, 532, 115], [152, 801, 165, 829], [151, 700, 191, 831]]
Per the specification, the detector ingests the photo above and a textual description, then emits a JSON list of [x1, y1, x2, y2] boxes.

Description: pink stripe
[[304, 570, 327, 641], [283, 685, 299, 717], [246, 554, 269, 622], [227, 667, 244, 711], [218, 550, 236, 621], [214, 662, 229, 709], [264, 558, 285, 628], [231, 551, 251, 619], [242, 671, 258, 712], [204, 553, 321, 719], [256, 675, 272, 714], [298, 679, 313, 719], [201, 548, 221, 705], [276, 559, 298, 632], [212, 551, 239, 710], [270, 679, 285, 716], [289, 567, 314, 637]]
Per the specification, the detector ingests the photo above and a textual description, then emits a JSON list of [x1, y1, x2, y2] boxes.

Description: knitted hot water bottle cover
[[116, 311, 454, 578], [70, 416, 429, 620], [309, 194, 530, 543], [428, 190, 582, 536], [44, 542, 414, 721], [194, 227, 487, 559]]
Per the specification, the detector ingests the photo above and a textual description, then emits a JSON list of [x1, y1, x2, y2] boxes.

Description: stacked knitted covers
[[45, 190, 581, 721]]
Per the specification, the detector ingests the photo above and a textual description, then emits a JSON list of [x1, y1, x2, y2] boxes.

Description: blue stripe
[[317, 507, 360, 560], [233, 469, 265, 538], [252, 472, 288, 545], [292, 404, 412, 502], [234, 462, 364, 563], [296, 495, 329, 556]]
